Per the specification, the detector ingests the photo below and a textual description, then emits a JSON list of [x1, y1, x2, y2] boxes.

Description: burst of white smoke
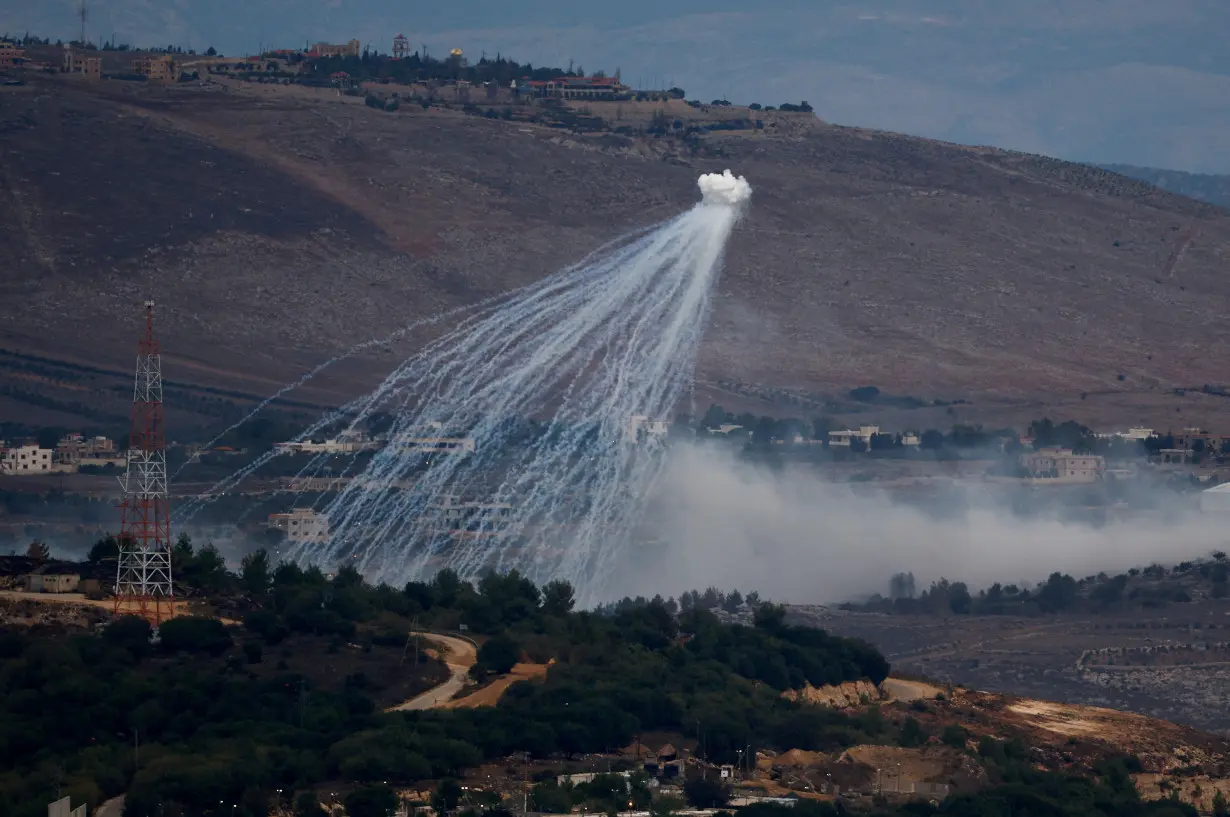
[[245, 172, 753, 604], [698, 169, 752, 208]]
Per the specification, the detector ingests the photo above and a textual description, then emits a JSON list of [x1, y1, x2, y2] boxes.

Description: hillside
[[4, 75, 1230, 434], [1100, 164, 1230, 211], [3, 561, 1228, 817]]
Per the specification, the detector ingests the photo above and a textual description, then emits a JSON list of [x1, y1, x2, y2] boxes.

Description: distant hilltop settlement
[[0, 34, 818, 137]]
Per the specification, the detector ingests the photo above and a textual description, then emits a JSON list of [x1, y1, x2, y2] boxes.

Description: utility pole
[[522, 751, 529, 814], [79, 0, 87, 47]]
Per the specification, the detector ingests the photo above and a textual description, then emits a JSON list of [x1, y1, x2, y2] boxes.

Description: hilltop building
[[132, 54, 178, 82], [393, 34, 410, 60], [310, 39, 361, 58], [0, 41, 26, 69], [267, 508, 330, 543], [61, 47, 101, 79], [527, 74, 631, 101]]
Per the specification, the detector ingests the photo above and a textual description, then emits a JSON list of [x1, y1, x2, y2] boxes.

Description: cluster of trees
[[852, 556, 1229, 617], [746, 101, 815, 113], [306, 51, 583, 88], [0, 546, 892, 817]]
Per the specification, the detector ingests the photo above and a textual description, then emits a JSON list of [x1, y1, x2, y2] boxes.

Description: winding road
[[386, 632, 478, 711]]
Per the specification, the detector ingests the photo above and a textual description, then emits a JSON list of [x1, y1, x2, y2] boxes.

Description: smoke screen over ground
[[614, 443, 1225, 604]]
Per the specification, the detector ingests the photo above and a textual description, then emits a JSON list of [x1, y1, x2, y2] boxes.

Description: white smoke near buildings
[[611, 443, 1226, 603]]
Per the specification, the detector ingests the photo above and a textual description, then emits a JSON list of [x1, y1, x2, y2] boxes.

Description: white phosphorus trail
[[271, 170, 750, 604]]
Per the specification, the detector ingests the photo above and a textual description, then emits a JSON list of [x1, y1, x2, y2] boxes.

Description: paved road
[[95, 796, 124, 817], [386, 632, 477, 712]]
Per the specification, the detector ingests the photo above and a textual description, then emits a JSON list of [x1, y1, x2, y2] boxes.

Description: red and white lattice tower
[[393, 33, 410, 60], [114, 300, 174, 625]]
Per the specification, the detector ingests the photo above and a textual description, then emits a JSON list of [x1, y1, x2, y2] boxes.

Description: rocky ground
[[799, 603, 1230, 736]]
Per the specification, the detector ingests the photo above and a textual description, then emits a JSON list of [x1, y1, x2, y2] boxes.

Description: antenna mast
[[114, 300, 175, 625], [79, 0, 87, 47]]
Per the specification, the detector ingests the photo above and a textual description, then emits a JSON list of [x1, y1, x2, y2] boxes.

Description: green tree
[[433, 779, 463, 814], [476, 634, 520, 676], [899, 717, 927, 747], [241, 549, 272, 595], [1213, 789, 1228, 817], [542, 580, 576, 616], [941, 724, 967, 749], [683, 778, 731, 809], [345, 784, 398, 817], [87, 534, 121, 563], [26, 540, 50, 562]]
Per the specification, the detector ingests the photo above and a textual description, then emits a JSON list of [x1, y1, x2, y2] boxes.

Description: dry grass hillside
[[3, 74, 1230, 433]]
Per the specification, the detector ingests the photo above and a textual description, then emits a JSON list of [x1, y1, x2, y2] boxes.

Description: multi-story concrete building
[[132, 55, 178, 82], [1021, 448, 1105, 481], [267, 508, 330, 543], [0, 444, 53, 474], [310, 40, 361, 58], [0, 41, 26, 69], [61, 47, 101, 79]]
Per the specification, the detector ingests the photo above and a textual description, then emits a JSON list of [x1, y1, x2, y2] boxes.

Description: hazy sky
[[7, 0, 1230, 173]]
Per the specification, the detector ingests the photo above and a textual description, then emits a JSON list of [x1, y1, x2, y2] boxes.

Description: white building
[[430, 496, 513, 539], [828, 426, 880, 448], [901, 432, 921, 447], [1096, 427, 1154, 442], [1200, 483, 1230, 514], [627, 415, 670, 444], [389, 421, 477, 455], [275, 429, 379, 455], [0, 444, 53, 474], [267, 508, 330, 543]]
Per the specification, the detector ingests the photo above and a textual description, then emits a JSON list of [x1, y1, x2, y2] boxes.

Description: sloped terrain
[[3, 76, 1230, 433]]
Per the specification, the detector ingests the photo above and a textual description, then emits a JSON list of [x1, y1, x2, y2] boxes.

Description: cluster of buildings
[[0, 433, 124, 475]]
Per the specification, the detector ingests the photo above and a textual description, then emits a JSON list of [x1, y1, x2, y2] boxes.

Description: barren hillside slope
[[3, 76, 1229, 433]]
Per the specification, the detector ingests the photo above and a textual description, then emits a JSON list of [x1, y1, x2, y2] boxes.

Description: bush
[[941, 724, 967, 749], [157, 616, 232, 655], [684, 777, 731, 808], [345, 784, 398, 817], [476, 634, 520, 675]]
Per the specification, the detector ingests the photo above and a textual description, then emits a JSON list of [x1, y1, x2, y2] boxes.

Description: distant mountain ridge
[[1100, 164, 1230, 211]]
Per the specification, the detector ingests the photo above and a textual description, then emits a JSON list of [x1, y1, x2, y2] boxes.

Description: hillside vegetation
[[1101, 164, 1230, 211], [2, 77, 1230, 433]]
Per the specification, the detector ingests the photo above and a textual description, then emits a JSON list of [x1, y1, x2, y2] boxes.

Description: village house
[[26, 572, 81, 593], [275, 429, 379, 455], [0, 443, 53, 474], [132, 54, 178, 82], [1020, 447, 1105, 481], [309, 39, 361, 58], [829, 426, 880, 448], [61, 46, 101, 79], [0, 40, 26, 69], [528, 74, 631, 101], [267, 508, 330, 543]]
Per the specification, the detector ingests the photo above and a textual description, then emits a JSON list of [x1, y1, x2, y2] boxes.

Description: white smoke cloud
[[697, 170, 753, 208], [611, 443, 1226, 603]]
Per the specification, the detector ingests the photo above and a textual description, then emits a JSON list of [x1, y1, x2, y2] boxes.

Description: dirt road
[[0, 590, 237, 624], [440, 661, 550, 709], [882, 677, 946, 703], [386, 632, 477, 712]]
